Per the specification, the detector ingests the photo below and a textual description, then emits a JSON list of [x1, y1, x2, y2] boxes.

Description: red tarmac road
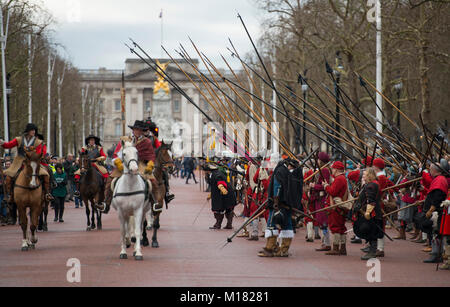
[[0, 177, 449, 287]]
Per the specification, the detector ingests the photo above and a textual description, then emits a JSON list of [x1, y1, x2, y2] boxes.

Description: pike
[[383, 200, 425, 218], [304, 161, 332, 182], [223, 199, 270, 246], [236, 13, 303, 157], [173, 45, 296, 160], [225, 42, 360, 163], [382, 177, 422, 192], [126, 39, 257, 164]]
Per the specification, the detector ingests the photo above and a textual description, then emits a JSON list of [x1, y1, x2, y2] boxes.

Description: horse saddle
[[111, 176, 152, 202]]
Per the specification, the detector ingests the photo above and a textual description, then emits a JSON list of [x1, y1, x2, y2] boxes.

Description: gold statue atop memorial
[[154, 60, 170, 96]]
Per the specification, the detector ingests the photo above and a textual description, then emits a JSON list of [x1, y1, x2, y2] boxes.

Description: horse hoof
[[119, 254, 128, 260], [86, 227, 91, 232], [21, 246, 28, 252], [97, 225, 102, 230], [141, 239, 149, 247], [91, 225, 96, 230], [131, 237, 136, 243], [152, 241, 159, 248], [135, 256, 143, 261], [43, 226, 48, 232], [30, 244, 36, 250]]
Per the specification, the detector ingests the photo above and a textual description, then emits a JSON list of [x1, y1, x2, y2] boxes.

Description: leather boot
[[209, 213, 224, 229], [423, 238, 442, 263], [325, 244, 340, 255], [394, 227, 406, 240], [439, 246, 450, 270], [409, 228, 420, 240], [103, 177, 113, 214], [224, 211, 233, 229], [361, 241, 377, 260], [43, 176, 54, 201], [274, 238, 292, 257], [325, 233, 341, 255], [258, 236, 277, 257], [340, 234, 347, 255]]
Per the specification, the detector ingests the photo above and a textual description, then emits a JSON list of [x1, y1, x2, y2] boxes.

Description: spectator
[[185, 155, 198, 184], [73, 158, 82, 208], [63, 154, 76, 202], [0, 160, 6, 225], [52, 164, 67, 222]]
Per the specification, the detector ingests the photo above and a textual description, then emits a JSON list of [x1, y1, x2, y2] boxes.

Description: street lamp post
[[394, 79, 403, 130], [333, 52, 344, 155], [301, 81, 308, 154]]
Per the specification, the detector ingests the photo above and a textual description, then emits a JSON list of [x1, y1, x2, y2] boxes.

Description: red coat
[[440, 194, 450, 236], [325, 174, 348, 234], [2, 138, 48, 166], [249, 168, 270, 221]]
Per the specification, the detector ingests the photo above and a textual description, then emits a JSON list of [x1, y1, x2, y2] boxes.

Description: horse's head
[[122, 140, 139, 175], [24, 147, 43, 188], [79, 151, 91, 174], [156, 141, 174, 174]]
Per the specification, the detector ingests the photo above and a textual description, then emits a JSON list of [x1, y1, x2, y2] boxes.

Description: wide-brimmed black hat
[[128, 120, 146, 131], [24, 123, 38, 134], [85, 135, 101, 146]]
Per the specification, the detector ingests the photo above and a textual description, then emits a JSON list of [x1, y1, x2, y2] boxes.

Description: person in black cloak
[[205, 163, 237, 230], [258, 157, 303, 258]]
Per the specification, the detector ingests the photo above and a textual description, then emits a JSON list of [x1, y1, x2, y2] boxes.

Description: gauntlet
[[365, 204, 375, 220], [114, 159, 124, 172], [218, 184, 228, 195]]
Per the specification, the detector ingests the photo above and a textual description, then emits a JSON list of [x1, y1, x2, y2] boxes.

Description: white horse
[[111, 140, 151, 261]]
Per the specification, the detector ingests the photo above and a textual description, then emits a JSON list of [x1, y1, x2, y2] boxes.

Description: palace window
[[115, 100, 121, 112], [145, 100, 151, 112]]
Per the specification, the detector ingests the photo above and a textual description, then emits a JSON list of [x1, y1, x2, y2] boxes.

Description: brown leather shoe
[[247, 236, 259, 241], [340, 244, 347, 255], [376, 250, 385, 257], [422, 247, 432, 253], [325, 244, 340, 255], [316, 245, 331, 252]]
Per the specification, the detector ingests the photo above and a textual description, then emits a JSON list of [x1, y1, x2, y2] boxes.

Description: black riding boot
[[224, 210, 234, 229], [210, 213, 224, 229], [103, 177, 113, 214], [163, 171, 175, 204]]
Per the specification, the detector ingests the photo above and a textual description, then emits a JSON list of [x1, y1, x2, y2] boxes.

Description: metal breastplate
[[86, 146, 100, 160], [18, 136, 36, 157]]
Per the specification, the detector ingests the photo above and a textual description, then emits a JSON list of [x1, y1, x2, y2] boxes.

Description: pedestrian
[[185, 155, 198, 184], [52, 164, 67, 223], [73, 158, 82, 208], [63, 154, 76, 202]]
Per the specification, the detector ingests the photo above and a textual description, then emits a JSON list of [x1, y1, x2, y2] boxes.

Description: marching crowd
[[202, 151, 450, 270]]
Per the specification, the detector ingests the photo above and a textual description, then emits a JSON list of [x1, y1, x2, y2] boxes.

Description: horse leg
[[146, 210, 153, 230], [90, 200, 96, 230], [30, 205, 39, 247], [125, 217, 131, 248], [18, 206, 29, 251], [43, 202, 48, 232], [38, 210, 43, 231], [141, 219, 149, 247], [129, 216, 136, 243], [133, 208, 144, 261], [151, 211, 161, 248], [118, 212, 128, 259], [85, 200, 91, 231], [97, 209, 102, 230]]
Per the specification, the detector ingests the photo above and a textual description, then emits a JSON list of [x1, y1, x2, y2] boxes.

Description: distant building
[[79, 58, 236, 156]]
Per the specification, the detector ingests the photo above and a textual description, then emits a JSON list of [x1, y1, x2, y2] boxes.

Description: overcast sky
[[37, 0, 265, 70]]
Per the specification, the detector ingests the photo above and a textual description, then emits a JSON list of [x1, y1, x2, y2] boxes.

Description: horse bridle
[[126, 158, 139, 171]]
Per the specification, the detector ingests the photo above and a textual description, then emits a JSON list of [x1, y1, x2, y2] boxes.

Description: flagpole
[[160, 9, 163, 58]]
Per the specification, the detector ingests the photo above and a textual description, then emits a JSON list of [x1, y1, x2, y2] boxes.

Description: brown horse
[[14, 148, 44, 251], [79, 151, 104, 231], [150, 141, 174, 248]]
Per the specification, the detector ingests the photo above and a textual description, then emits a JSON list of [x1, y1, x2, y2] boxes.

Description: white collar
[[377, 171, 386, 177]]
